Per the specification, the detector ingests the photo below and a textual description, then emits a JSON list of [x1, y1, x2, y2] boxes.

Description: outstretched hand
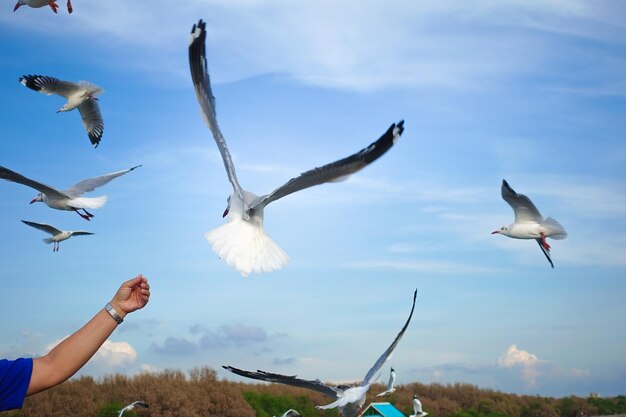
[[111, 275, 150, 318]]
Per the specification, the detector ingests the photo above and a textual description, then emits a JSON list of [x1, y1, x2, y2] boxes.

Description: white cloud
[[46, 338, 137, 371], [498, 344, 541, 386]]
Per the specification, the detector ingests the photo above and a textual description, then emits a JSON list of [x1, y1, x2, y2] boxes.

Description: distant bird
[[0, 164, 141, 220], [13, 0, 66, 13], [21, 220, 93, 251], [410, 395, 428, 417], [189, 19, 404, 277], [492, 179, 567, 268], [376, 367, 397, 397], [118, 401, 149, 417], [277, 410, 301, 417], [224, 289, 417, 417], [19, 74, 103, 147]]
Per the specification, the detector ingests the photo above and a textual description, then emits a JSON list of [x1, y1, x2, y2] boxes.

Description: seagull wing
[[501, 180, 543, 222], [77, 98, 104, 147], [0, 165, 68, 200], [282, 410, 301, 417], [189, 20, 245, 202], [19, 74, 79, 99], [21, 220, 62, 236], [251, 120, 404, 211], [64, 165, 141, 197], [361, 289, 417, 386], [535, 238, 554, 268], [222, 366, 341, 399], [69, 231, 94, 236]]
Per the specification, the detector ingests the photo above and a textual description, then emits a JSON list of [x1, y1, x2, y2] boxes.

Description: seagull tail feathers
[[543, 217, 567, 239], [205, 218, 289, 277], [70, 195, 107, 210], [43, 238, 53, 244]]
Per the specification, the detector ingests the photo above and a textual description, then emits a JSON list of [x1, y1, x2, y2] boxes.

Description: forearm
[[27, 305, 123, 395]]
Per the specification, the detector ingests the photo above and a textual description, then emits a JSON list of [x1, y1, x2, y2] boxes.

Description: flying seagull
[[13, 0, 71, 13], [19, 74, 103, 147], [118, 401, 149, 417], [492, 179, 567, 268], [21, 220, 93, 251], [277, 410, 301, 417], [189, 19, 404, 277], [376, 367, 397, 397], [0, 164, 141, 220], [224, 289, 417, 417], [410, 395, 428, 417]]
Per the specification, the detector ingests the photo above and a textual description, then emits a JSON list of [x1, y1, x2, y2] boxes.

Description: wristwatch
[[105, 302, 124, 324]]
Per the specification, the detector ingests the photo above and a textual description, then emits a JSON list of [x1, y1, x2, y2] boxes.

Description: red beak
[[30, 198, 38, 204], [222, 208, 229, 218], [491, 230, 499, 234], [13, 2, 20, 11]]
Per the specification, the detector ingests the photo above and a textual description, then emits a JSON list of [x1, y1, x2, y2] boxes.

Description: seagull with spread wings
[[492, 179, 567, 268], [224, 289, 417, 417], [118, 401, 149, 417], [19, 74, 103, 147], [21, 220, 93, 251], [189, 19, 404, 277], [376, 367, 397, 397], [0, 165, 141, 220]]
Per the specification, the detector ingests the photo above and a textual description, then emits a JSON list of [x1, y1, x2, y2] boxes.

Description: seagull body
[[189, 19, 404, 277], [21, 220, 92, 251], [0, 165, 141, 220], [492, 179, 567, 268], [277, 410, 301, 417], [224, 289, 417, 417], [19, 74, 103, 147], [118, 401, 149, 417], [410, 395, 428, 417], [13, 0, 60, 13], [376, 367, 396, 397]]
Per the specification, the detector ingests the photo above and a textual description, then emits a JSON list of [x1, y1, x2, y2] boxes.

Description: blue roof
[[364, 402, 406, 417]]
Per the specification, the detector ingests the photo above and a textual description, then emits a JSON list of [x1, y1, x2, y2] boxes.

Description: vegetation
[[1, 367, 624, 417]]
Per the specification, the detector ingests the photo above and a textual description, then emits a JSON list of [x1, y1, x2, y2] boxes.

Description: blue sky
[[0, 0, 625, 399]]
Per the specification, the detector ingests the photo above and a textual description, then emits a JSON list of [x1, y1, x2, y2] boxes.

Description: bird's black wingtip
[[19, 74, 43, 91]]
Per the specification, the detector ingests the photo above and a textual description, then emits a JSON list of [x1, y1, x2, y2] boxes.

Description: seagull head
[[492, 226, 509, 236], [57, 104, 70, 113], [30, 193, 43, 204]]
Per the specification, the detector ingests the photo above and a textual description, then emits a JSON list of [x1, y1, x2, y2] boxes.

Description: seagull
[[21, 220, 93, 251], [375, 367, 396, 397], [118, 401, 149, 417], [13, 0, 67, 13], [409, 395, 428, 417], [189, 20, 404, 277], [0, 164, 141, 221], [19, 74, 103, 147], [492, 179, 567, 268], [224, 289, 417, 417], [277, 410, 301, 417]]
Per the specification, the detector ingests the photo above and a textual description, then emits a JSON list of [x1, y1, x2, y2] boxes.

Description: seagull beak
[[13, 2, 20, 11], [491, 230, 499, 234], [29, 198, 38, 204], [222, 207, 229, 218]]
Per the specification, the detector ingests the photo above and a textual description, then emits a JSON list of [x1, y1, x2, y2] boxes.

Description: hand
[[110, 275, 150, 319]]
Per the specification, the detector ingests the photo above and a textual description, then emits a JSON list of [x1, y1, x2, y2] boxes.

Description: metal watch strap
[[105, 302, 124, 324]]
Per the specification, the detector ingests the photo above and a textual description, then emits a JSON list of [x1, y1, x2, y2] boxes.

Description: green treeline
[[1, 367, 624, 417]]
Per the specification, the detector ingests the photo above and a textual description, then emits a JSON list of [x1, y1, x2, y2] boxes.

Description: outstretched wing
[[77, 98, 104, 147], [21, 220, 62, 236], [222, 366, 341, 399], [362, 289, 417, 386], [251, 121, 404, 211], [501, 180, 543, 222], [535, 238, 554, 268], [189, 20, 245, 203], [19, 74, 79, 99], [0, 165, 68, 199], [64, 165, 141, 197]]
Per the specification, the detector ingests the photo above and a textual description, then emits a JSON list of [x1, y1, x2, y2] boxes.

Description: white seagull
[[19, 74, 103, 147], [410, 395, 428, 417], [189, 19, 404, 277], [21, 220, 93, 251], [13, 0, 71, 13], [277, 410, 301, 417], [492, 179, 567, 268], [0, 164, 141, 221], [224, 289, 417, 417], [376, 367, 397, 397], [118, 401, 149, 417]]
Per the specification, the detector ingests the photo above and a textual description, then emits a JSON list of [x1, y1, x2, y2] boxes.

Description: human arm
[[26, 275, 150, 395]]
